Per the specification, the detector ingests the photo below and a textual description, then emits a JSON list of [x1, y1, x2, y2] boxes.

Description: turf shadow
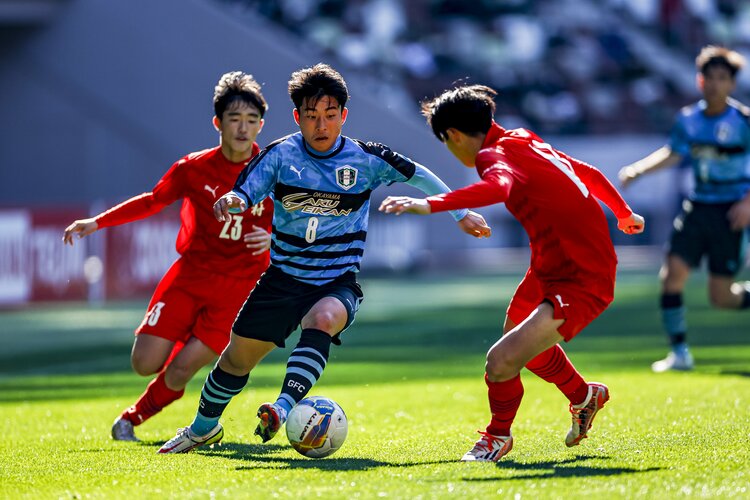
[[198, 441, 455, 471], [461, 455, 662, 480]]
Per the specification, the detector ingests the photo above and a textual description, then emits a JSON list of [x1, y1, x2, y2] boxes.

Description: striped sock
[[274, 328, 331, 416], [661, 293, 687, 347], [485, 373, 524, 436], [190, 365, 248, 436], [121, 371, 184, 425], [525, 345, 589, 405]]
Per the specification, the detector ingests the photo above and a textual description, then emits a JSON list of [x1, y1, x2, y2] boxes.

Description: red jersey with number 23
[[96, 145, 273, 279], [427, 123, 632, 296]]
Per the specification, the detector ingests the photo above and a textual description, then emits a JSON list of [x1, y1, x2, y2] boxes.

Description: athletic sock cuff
[[210, 365, 249, 391], [299, 328, 333, 352], [661, 293, 683, 309]]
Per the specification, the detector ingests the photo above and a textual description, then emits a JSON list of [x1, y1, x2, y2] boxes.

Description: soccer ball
[[285, 396, 348, 458]]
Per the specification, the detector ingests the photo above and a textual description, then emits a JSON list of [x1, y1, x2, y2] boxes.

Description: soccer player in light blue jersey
[[159, 63, 491, 453], [619, 46, 750, 372]]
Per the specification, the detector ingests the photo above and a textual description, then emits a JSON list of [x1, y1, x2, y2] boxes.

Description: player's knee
[[304, 309, 341, 333], [708, 288, 735, 309], [485, 349, 516, 381], [164, 362, 194, 388], [130, 352, 163, 376]]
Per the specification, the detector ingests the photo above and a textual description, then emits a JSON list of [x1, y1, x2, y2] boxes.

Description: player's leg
[[158, 333, 275, 454], [114, 337, 216, 441], [257, 280, 362, 442], [129, 333, 177, 376], [463, 303, 564, 462], [653, 254, 693, 372], [706, 217, 750, 310]]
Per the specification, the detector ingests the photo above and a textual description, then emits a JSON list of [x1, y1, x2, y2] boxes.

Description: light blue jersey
[[670, 98, 750, 203], [233, 132, 468, 284]]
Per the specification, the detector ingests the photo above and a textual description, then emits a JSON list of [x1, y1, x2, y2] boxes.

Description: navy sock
[[741, 287, 750, 309], [275, 328, 331, 416], [190, 365, 248, 436]]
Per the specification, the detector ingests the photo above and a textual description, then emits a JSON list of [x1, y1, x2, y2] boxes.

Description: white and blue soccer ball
[[285, 396, 348, 458]]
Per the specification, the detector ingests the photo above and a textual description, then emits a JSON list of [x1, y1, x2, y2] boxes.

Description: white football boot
[[651, 349, 694, 373], [461, 431, 513, 462], [111, 416, 139, 442], [157, 424, 223, 454]]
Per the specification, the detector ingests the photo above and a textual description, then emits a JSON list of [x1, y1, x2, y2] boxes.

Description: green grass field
[[1, 272, 748, 499]]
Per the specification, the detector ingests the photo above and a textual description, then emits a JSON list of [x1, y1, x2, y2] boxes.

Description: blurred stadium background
[[1, 0, 749, 306]]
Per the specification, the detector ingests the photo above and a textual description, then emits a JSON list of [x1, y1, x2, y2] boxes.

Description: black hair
[[695, 46, 745, 78], [214, 71, 268, 120], [288, 63, 349, 110], [421, 85, 497, 141]]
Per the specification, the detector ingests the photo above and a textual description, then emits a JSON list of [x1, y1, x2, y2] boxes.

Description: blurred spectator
[[225, 0, 750, 135]]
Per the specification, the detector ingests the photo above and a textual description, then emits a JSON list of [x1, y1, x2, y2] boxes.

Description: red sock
[[485, 373, 523, 436], [525, 345, 589, 405], [120, 371, 184, 425]]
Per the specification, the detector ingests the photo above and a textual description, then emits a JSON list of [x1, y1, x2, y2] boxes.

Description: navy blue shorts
[[668, 200, 747, 276], [232, 266, 364, 347]]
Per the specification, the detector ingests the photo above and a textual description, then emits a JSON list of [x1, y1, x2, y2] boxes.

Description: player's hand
[[62, 218, 99, 246], [618, 212, 645, 235], [458, 211, 491, 238], [618, 166, 638, 188], [213, 192, 246, 222], [728, 198, 750, 231], [378, 196, 431, 215], [244, 225, 271, 256]]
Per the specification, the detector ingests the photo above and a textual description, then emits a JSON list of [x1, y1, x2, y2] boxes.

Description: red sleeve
[[426, 168, 512, 213], [95, 160, 186, 228], [560, 152, 633, 219]]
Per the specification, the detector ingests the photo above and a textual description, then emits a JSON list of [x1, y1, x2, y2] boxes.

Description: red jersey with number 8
[[96, 145, 273, 279], [427, 123, 632, 291]]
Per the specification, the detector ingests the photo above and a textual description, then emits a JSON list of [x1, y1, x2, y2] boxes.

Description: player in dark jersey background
[[619, 46, 750, 373], [380, 84, 644, 462], [63, 71, 273, 441], [159, 63, 491, 454]]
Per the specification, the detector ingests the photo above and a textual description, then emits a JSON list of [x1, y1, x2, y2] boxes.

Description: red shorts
[[506, 269, 614, 342], [135, 258, 262, 355]]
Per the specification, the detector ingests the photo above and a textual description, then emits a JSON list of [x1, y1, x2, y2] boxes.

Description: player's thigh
[[488, 303, 564, 376], [131, 334, 177, 375], [192, 272, 259, 356], [666, 201, 710, 273], [135, 259, 202, 350], [218, 333, 276, 375], [706, 206, 745, 276], [304, 277, 364, 345], [232, 268, 310, 348], [707, 274, 741, 308], [164, 336, 218, 388]]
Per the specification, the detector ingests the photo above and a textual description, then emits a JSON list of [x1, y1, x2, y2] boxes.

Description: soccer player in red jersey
[[380, 85, 645, 462], [62, 71, 274, 442]]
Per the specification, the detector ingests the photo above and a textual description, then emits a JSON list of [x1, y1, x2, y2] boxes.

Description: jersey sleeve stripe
[[352, 139, 417, 179]]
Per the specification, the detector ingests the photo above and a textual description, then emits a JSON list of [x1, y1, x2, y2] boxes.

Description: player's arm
[[380, 167, 511, 236], [63, 158, 186, 246], [216, 142, 279, 222], [559, 152, 645, 235], [404, 164, 491, 237], [62, 182, 178, 246], [617, 146, 682, 188]]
